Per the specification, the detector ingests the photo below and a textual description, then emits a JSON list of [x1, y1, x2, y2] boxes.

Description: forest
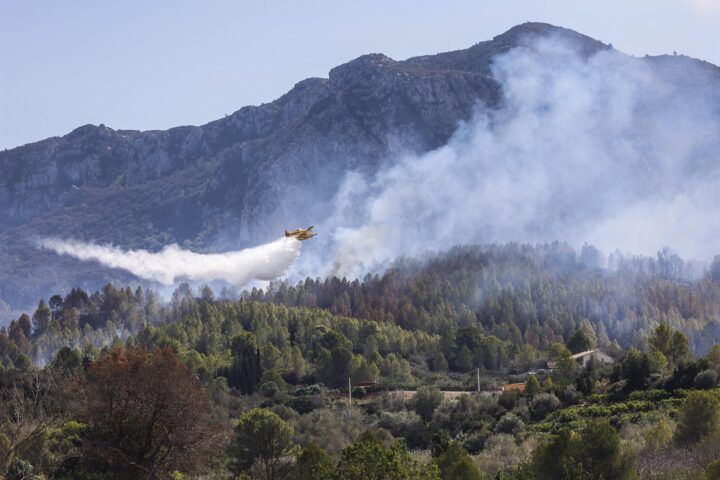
[[3, 242, 720, 479]]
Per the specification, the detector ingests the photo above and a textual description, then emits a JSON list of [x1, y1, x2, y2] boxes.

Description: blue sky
[[1, 0, 719, 149]]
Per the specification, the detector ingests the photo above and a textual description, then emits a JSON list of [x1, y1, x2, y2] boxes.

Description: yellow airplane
[[284, 226, 316, 241]]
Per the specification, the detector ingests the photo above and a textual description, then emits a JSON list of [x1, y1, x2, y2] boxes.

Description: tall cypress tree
[[223, 332, 262, 394]]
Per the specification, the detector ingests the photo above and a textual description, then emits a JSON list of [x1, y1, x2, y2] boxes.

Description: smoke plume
[[38, 237, 301, 286], [297, 34, 720, 278]]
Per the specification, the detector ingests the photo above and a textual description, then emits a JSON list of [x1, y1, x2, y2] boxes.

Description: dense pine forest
[[3, 243, 720, 479]]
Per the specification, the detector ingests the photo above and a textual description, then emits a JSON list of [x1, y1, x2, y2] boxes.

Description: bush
[[693, 369, 718, 389], [531, 420, 636, 479], [707, 460, 720, 480], [335, 432, 439, 480], [377, 410, 428, 449], [643, 418, 674, 450], [7, 458, 33, 480], [434, 442, 482, 480], [524, 376, 541, 398], [294, 407, 366, 456], [413, 386, 444, 423], [495, 413, 525, 436], [294, 384, 327, 396], [457, 429, 489, 454], [674, 391, 720, 444], [260, 381, 280, 398], [530, 393, 560, 420], [291, 442, 333, 480]]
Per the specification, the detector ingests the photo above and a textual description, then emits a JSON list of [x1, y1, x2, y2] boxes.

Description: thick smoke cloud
[[300, 35, 720, 279], [38, 237, 301, 286], [35, 34, 720, 288]]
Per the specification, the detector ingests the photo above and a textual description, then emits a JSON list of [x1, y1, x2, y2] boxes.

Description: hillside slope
[[0, 22, 718, 313]]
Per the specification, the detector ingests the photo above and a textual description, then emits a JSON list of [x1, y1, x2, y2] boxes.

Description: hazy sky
[[1, 0, 719, 149]]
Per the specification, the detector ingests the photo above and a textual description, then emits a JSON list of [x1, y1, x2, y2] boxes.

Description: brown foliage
[[76, 347, 228, 479]]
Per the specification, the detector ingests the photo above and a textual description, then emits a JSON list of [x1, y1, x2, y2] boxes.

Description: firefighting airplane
[[284, 226, 316, 241]]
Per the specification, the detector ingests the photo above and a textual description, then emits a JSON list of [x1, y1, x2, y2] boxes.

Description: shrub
[[335, 432, 439, 480], [531, 420, 636, 480], [260, 381, 280, 398], [674, 391, 720, 444], [495, 413, 525, 436], [643, 418, 674, 450], [530, 393, 560, 420], [707, 460, 720, 480], [413, 386, 444, 423], [6, 459, 33, 480], [291, 442, 333, 480], [457, 429, 489, 454], [434, 442, 482, 480], [693, 369, 718, 389], [377, 410, 428, 449]]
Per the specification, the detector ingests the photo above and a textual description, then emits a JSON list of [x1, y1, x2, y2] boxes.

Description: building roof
[[570, 349, 599, 360]]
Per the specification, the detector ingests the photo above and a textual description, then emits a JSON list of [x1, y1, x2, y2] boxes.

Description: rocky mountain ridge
[[0, 22, 718, 316]]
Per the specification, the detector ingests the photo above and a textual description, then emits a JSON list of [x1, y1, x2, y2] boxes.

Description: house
[[571, 349, 615, 367]]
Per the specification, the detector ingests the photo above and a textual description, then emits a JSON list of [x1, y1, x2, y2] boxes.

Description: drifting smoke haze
[[38, 237, 301, 287], [300, 34, 720, 279], [32, 34, 720, 289]]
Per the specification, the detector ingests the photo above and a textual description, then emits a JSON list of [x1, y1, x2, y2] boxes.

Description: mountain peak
[[328, 53, 397, 86], [0, 23, 718, 315]]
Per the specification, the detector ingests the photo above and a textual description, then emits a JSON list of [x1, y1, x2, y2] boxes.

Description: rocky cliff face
[[0, 22, 718, 314]]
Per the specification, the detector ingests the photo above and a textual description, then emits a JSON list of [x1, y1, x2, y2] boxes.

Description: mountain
[[1, 22, 719, 317]]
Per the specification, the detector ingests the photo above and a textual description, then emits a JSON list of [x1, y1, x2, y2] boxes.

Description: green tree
[[316, 346, 357, 388], [223, 332, 262, 394], [494, 413, 525, 436], [52, 346, 82, 375], [566, 329, 593, 354], [669, 330, 689, 364], [413, 386, 444, 423], [550, 343, 578, 385], [620, 348, 652, 391], [434, 442, 482, 480], [17, 313, 32, 339], [674, 391, 720, 444], [290, 442, 333, 480], [694, 369, 718, 389], [530, 393, 560, 420], [524, 375, 541, 398], [649, 324, 673, 354], [32, 300, 51, 337], [229, 408, 297, 480], [531, 420, 636, 480], [334, 432, 439, 480], [648, 324, 688, 366]]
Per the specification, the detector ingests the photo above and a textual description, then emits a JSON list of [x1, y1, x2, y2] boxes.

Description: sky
[[1, 0, 719, 150]]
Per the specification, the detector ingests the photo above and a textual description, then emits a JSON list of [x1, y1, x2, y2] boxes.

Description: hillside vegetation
[[3, 243, 720, 478]]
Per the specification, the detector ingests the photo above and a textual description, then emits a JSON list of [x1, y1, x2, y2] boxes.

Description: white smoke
[[37, 34, 720, 287], [38, 236, 301, 286], [296, 34, 720, 278]]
